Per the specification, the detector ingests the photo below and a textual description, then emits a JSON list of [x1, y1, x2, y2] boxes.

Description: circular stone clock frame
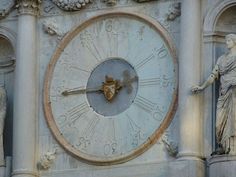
[[43, 11, 178, 165]]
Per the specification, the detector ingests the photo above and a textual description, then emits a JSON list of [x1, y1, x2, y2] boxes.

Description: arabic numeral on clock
[[132, 133, 139, 147], [77, 137, 91, 150], [152, 105, 164, 121], [104, 142, 117, 156], [153, 44, 168, 59], [126, 114, 146, 147]]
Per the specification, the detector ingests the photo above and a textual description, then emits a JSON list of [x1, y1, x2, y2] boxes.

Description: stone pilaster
[[12, 1, 40, 177], [178, 0, 205, 176]]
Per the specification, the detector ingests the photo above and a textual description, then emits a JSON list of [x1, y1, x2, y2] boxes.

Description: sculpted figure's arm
[[191, 65, 219, 94]]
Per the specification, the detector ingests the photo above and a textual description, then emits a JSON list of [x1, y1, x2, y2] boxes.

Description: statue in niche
[[0, 86, 6, 166], [192, 34, 236, 155]]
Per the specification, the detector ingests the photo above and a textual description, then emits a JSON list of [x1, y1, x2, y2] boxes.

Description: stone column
[[178, 0, 203, 159], [12, 1, 40, 177]]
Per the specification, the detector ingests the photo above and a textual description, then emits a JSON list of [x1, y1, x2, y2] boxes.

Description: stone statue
[[0, 87, 6, 166], [192, 34, 236, 155]]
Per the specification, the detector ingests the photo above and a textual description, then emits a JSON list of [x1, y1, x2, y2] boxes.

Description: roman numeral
[[134, 54, 155, 70], [134, 44, 168, 70], [133, 95, 164, 121], [139, 77, 161, 87], [133, 95, 156, 113], [126, 114, 141, 132], [139, 75, 174, 88], [81, 115, 100, 139], [59, 102, 90, 129], [70, 65, 91, 75], [126, 114, 146, 147], [80, 30, 102, 62], [77, 115, 100, 150]]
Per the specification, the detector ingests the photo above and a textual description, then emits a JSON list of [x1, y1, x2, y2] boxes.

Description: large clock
[[44, 11, 178, 165]]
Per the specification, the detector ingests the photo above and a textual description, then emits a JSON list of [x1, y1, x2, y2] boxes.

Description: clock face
[[44, 12, 178, 165]]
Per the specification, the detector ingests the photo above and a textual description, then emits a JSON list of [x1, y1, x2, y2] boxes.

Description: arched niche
[[0, 28, 16, 159], [203, 2, 236, 154]]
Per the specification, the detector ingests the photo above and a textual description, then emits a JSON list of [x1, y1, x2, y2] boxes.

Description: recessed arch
[[0, 26, 16, 53], [204, 0, 236, 33], [0, 26, 16, 159], [202, 0, 236, 154]]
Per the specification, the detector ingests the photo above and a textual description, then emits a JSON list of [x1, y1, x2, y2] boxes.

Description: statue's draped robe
[[215, 55, 236, 150]]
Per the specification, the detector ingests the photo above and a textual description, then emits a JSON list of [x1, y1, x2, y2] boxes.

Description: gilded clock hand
[[61, 72, 138, 99], [62, 86, 103, 96]]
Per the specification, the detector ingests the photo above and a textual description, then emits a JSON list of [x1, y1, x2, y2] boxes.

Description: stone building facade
[[0, 0, 236, 177]]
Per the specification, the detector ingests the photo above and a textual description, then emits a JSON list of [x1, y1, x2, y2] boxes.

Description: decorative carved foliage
[[51, 0, 93, 11], [43, 20, 60, 36], [37, 150, 57, 170], [102, 0, 117, 6], [16, 0, 41, 15], [162, 134, 178, 157], [166, 2, 181, 21], [0, 0, 15, 20]]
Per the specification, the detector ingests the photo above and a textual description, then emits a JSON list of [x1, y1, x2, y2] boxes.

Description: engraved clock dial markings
[[70, 65, 92, 75], [126, 114, 146, 148], [44, 13, 177, 164], [79, 30, 103, 62], [124, 23, 149, 60], [154, 44, 168, 59], [103, 119, 118, 156], [139, 75, 174, 88], [134, 44, 169, 70], [134, 53, 155, 70], [105, 19, 121, 57], [133, 95, 164, 121], [58, 102, 90, 130], [77, 115, 100, 151], [139, 77, 161, 87]]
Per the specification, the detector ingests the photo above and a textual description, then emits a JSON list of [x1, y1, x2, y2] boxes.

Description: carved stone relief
[[49, 0, 161, 12], [166, 2, 181, 21], [101, 0, 117, 7], [0, 0, 15, 20], [16, 0, 41, 15], [51, 0, 93, 11], [37, 150, 57, 170], [161, 132, 178, 157], [42, 20, 65, 37]]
